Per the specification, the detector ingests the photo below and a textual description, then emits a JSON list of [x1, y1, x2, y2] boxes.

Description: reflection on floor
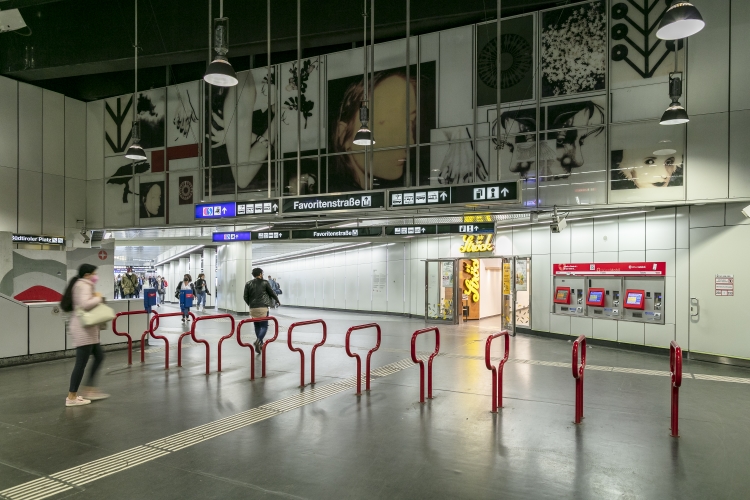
[[1, 305, 750, 499]]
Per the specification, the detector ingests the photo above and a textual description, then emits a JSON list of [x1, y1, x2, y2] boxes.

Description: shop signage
[[715, 274, 734, 296], [385, 225, 437, 235], [195, 202, 237, 220], [458, 234, 495, 253], [503, 263, 512, 294], [516, 259, 528, 291], [12, 234, 65, 245], [388, 181, 519, 209], [462, 259, 480, 302], [212, 231, 251, 242], [252, 231, 290, 240], [552, 262, 667, 276], [291, 227, 383, 239], [237, 199, 279, 215], [282, 191, 385, 214]]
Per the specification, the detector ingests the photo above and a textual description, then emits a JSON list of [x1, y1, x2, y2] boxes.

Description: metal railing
[[145, 311, 196, 369], [485, 330, 510, 413], [235, 316, 280, 380], [572, 335, 587, 424], [670, 340, 683, 437], [287, 319, 327, 387], [111, 310, 148, 365], [176, 314, 235, 375], [411, 327, 440, 403], [345, 323, 382, 395]]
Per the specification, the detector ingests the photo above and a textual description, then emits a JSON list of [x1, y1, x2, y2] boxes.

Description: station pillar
[[202, 248, 216, 309], [216, 242, 252, 314]]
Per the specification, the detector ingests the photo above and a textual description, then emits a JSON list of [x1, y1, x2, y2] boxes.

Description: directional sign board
[[195, 202, 237, 220], [438, 223, 495, 234], [291, 227, 383, 239], [283, 191, 385, 214], [12, 234, 65, 245], [252, 231, 290, 240], [237, 199, 280, 216], [212, 231, 252, 242], [388, 181, 518, 209], [384, 225, 438, 236]]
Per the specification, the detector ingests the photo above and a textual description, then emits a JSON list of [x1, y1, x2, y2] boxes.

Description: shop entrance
[[424, 256, 532, 331]]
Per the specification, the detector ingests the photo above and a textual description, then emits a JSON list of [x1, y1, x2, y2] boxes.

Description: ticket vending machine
[[552, 276, 586, 316], [622, 277, 665, 324], [585, 278, 622, 320]]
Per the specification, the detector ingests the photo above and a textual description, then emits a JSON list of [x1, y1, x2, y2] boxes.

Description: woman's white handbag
[[77, 304, 116, 326]]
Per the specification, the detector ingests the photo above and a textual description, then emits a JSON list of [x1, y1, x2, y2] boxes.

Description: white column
[[168, 261, 177, 303], [178, 257, 189, 282], [203, 248, 216, 309], [216, 242, 252, 314], [190, 253, 201, 280]]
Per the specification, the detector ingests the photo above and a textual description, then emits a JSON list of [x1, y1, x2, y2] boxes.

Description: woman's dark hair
[[60, 264, 98, 312]]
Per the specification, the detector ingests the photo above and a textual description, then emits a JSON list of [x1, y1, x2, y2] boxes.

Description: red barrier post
[[345, 323, 382, 395], [287, 319, 327, 387], [410, 327, 440, 403], [485, 330, 510, 413], [213, 314, 237, 372], [572, 335, 587, 424], [142, 311, 184, 369], [111, 311, 143, 365], [179, 314, 233, 375], [670, 340, 683, 437], [235, 317, 279, 380]]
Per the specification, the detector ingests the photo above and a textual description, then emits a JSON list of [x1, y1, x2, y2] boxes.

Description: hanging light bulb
[[126, 120, 147, 160], [204, 3, 238, 87], [656, 1, 705, 40], [660, 73, 689, 125], [353, 103, 375, 146]]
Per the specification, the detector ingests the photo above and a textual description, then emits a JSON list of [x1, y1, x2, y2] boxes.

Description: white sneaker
[[66, 396, 91, 407]]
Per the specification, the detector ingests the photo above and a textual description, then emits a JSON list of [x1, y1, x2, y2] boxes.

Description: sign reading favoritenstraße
[[282, 191, 385, 214]]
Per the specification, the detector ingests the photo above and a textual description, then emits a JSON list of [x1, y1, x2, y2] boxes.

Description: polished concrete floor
[[2, 306, 750, 499]]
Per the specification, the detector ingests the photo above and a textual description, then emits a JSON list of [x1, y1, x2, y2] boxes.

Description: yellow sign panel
[[464, 213, 493, 223], [502, 262, 511, 294], [463, 259, 480, 303], [459, 234, 495, 253]]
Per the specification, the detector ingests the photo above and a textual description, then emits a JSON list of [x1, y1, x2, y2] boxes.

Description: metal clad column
[[203, 248, 217, 309], [216, 242, 252, 314]]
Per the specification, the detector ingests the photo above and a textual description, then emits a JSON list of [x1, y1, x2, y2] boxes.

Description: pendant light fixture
[[125, 0, 147, 161], [660, 42, 688, 125], [353, 0, 374, 146], [656, 1, 705, 40], [204, 0, 238, 87]]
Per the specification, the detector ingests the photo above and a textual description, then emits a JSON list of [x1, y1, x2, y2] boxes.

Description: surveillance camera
[[80, 228, 90, 244], [550, 217, 567, 233], [742, 205, 750, 218]]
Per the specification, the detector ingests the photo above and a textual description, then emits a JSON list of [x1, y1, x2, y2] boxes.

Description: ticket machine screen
[[554, 287, 571, 304], [586, 288, 605, 307], [624, 290, 646, 310]]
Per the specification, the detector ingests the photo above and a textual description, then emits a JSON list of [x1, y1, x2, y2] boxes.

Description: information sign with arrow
[[384, 225, 437, 236]]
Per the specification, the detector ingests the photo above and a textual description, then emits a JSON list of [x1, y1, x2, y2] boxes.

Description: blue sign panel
[[212, 231, 252, 242], [195, 202, 237, 219]]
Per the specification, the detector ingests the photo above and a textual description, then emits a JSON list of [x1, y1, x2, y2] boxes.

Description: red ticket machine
[[586, 288, 605, 307], [623, 289, 646, 310], [554, 287, 571, 305]]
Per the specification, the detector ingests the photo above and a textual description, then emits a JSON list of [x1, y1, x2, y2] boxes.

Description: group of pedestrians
[[115, 268, 143, 299], [61, 264, 280, 407]]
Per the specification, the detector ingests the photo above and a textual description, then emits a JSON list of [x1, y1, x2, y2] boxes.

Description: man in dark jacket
[[243, 267, 280, 354]]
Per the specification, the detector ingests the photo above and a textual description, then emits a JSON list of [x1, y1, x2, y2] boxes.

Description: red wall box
[[586, 288, 605, 307], [623, 290, 646, 310], [552, 262, 666, 276], [554, 287, 571, 304]]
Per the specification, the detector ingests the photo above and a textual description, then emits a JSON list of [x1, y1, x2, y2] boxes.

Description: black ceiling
[[0, 0, 560, 101]]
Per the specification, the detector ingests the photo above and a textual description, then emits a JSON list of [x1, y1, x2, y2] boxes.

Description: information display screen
[[624, 290, 646, 309], [626, 293, 642, 305], [553, 287, 571, 304], [587, 290, 604, 306]]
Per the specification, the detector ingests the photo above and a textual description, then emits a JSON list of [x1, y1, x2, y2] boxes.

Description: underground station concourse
[[2, 1, 750, 499]]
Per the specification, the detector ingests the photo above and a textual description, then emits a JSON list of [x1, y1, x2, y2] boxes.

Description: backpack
[[195, 279, 205, 292]]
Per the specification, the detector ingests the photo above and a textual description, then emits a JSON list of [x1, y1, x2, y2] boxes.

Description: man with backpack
[[121, 267, 138, 298], [243, 268, 280, 354]]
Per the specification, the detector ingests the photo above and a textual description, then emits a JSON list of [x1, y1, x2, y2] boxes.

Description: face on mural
[[143, 184, 162, 215]]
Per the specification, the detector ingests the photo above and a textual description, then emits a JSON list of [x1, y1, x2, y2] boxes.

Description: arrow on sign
[[500, 187, 509, 196], [272, 203, 278, 211], [421, 227, 426, 233], [473, 225, 478, 231], [222, 207, 228, 214], [440, 192, 448, 201]]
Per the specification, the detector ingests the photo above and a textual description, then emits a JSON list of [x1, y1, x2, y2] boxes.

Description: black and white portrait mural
[[327, 62, 436, 192], [610, 121, 685, 203], [429, 123, 490, 185], [476, 14, 535, 107], [104, 153, 152, 226], [205, 68, 275, 196], [541, 1, 606, 98], [139, 180, 165, 219], [104, 94, 133, 157], [610, 0, 684, 87], [136, 89, 165, 149], [167, 81, 201, 146]]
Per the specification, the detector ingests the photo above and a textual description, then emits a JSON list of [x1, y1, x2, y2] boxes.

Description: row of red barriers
[[113, 311, 684, 435]]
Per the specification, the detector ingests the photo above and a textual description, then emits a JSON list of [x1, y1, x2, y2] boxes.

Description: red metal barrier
[[485, 330, 510, 413], [287, 319, 327, 387], [112, 310, 148, 365], [213, 314, 237, 372], [345, 323, 382, 395], [176, 314, 234, 375], [234, 317, 279, 380], [572, 335, 587, 424], [411, 327, 440, 403], [147, 311, 195, 370], [670, 340, 683, 437]]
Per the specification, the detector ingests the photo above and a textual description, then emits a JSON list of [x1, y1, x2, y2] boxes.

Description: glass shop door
[[425, 260, 458, 324]]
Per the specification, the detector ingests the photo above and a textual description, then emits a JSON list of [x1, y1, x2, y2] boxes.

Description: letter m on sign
[[105, 96, 133, 154]]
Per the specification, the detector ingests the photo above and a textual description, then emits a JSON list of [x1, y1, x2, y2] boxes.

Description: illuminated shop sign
[[12, 234, 65, 245], [283, 191, 386, 214], [291, 227, 383, 239], [462, 259, 480, 303], [212, 232, 251, 242], [458, 234, 495, 253], [195, 202, 237, 219]]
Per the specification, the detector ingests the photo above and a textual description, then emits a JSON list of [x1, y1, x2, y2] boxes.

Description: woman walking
[[61, 264, 109, 407], [194, 273, 211, 312], [176, 274, 196, 323]]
